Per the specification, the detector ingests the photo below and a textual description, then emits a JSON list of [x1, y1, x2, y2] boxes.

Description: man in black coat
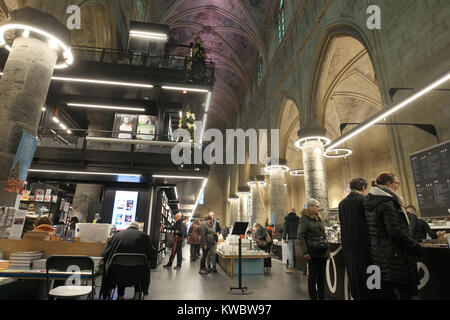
[[282, 208, 300, 274], [163, 213, 187, 269], [100, 222, 154, 300], [338, 178, 372, 300]]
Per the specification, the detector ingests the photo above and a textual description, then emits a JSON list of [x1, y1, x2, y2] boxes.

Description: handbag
[[258, 240, 268, 248], [308, 237, 329, 252], [265, 233, 272, 243]]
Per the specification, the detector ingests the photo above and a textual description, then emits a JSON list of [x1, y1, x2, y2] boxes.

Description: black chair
[[107, 253, 150, 300], [46, 255, 95, 300]]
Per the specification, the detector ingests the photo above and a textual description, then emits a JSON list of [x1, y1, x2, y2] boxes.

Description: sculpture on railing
[[186, 37, 207, 84]]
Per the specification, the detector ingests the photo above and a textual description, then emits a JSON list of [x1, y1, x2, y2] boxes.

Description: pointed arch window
[[277, 0, 286, 44], [257, 52, 263, 86]]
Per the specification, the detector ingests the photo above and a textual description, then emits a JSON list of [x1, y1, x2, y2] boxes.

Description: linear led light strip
[[51, 76, 154, 88], [0, 73, 154, 89], [29, 169, 141, 177], [326, 72, 450, 151], [191, 178, 208, 216], [0, 23, 74, 68], [130, 30, 168, 40], [162, 85, 210, 93], [67, 103, 146, 112], [152, 175, 205, 180]]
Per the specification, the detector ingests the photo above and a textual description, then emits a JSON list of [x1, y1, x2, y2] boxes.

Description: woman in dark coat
[[188, 218, 201, 261], [298, 200, 330, 300], [365, 173, 420, 300]]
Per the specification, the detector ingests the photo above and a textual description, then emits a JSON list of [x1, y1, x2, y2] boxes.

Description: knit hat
[[128, 222, 140, 230]]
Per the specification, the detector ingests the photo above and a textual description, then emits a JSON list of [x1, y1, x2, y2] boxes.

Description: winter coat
[[212, 219, 221, 243], [199, 221, 214, 249], [365, 186, 421, 285], [100, 227, 155, 297], [338, 191, 372, 299], [165, 219, 187, 239], [298, 209, 330, 258], [282, 212, 300, 240], [188, 223, 201, 245], [408, 213, 437, 241]]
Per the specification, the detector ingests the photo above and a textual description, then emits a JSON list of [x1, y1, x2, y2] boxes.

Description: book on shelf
[[10, 251, 43, 260]]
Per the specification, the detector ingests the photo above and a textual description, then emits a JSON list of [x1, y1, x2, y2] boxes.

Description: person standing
[[282, 208, 300, 274], [406, 205, 444, 241], [298, 199, 330, 300], [254, 223, 272, 273], [188, 218, 201, 261], [163, 213, 186, 269], [365, 172, 421, 300], [338, 178, 372, 300], [199, 216, 214, 274], [207, 211, 221, 273]]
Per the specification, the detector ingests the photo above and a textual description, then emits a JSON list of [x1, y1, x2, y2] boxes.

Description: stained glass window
[[277, 0, 285, 44]]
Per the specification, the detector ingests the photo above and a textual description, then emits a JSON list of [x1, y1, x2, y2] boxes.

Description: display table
[[217, 252, 270, 277], [0, 239, 106, 259]]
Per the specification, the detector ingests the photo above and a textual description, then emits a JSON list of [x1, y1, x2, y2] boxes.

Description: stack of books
[[9, 251, 43, 269], [31, 259, 47, 270], [23, 231, 52, 241]]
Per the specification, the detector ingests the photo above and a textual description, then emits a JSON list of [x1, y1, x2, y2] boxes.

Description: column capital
[[236, 185, 251, 195], [2, 8, 73, 68], [297, 127, 327, 140]]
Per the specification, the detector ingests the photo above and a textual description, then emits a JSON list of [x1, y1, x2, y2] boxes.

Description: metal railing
[[71, 45, 215, 86], [36, 127, 200, 153]]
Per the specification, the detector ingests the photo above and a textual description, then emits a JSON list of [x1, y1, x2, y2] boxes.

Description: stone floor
[[114, 247, 310, 300]]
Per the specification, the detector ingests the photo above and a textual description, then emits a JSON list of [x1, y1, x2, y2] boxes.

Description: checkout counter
[[282, 223, 450, 300]]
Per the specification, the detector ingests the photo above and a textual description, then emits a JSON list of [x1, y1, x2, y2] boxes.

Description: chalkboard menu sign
[[410, 141, 450, 217]]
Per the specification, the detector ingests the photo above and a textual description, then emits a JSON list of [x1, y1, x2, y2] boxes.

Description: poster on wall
[[113, 114, 137, 139], [111, 191, 139, 231], [44, 189, 52, 202], [35, 189, 44, 202], [410, 140, 450, 217], [136, 115, 156, 151]]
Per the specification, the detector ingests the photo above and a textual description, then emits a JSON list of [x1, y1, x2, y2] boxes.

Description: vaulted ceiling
[[149, 0, 276, 130]]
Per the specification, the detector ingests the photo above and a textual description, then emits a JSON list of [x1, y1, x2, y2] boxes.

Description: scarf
[[376, 184, 410, 225]]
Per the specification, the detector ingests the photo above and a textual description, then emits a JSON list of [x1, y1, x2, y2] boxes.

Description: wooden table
[[217, 252, 270, 277], [0, 239, 106, 259]]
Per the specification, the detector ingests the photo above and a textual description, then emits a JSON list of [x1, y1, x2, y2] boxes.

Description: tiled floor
[[117, 247, 310, 300]]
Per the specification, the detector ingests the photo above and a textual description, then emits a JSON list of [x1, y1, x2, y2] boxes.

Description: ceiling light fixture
[[66, 129, 72, 134], [0, 23, 74, 68], [67, 103, 146, 112], [52, 117, 60, 124], [326, 71, 450, 151], [28, 169, 141, 177], [324, 148, 353, 159], [59, 123, 67, 130], [51, 76, 154, 88], [161, 86, 210, 93], [41, 107, 46, 111], [263, 165, 290, 174], [294, 136, 331, 150], [247, 181, 267, 187], [290, 169, 305, 176]]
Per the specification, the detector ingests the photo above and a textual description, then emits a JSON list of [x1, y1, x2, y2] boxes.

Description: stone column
[[298, 129, 330, 219], [0, 8, 71, 206], [229, 198, 239, 225], [268, 168, 286, 228], [71, 184, 103, 222], [249, 179, 265, 226]]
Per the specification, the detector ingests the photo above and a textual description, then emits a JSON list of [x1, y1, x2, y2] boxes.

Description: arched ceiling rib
[[152, 0, 275, 129]]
